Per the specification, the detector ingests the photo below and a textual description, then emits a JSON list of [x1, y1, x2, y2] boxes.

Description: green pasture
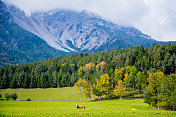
[[0, 87, 88, 101], [0, 99, 176, 117], [0, 88, 176, 117]]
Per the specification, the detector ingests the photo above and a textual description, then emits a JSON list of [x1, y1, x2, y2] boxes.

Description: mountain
[[0, 1, 168, 66], [0, 1, 67, 67], [6, 2, 164, 53]]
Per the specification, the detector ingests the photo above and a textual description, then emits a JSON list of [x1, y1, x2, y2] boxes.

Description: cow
[[75, 104, 85, 109]]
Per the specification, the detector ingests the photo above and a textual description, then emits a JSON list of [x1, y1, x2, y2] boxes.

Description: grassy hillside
[[0, 99, 175, 117], [0, 87, 88, 101]]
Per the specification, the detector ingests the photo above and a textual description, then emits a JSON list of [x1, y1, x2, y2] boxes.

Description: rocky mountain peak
[[4, 2, 157, 53]]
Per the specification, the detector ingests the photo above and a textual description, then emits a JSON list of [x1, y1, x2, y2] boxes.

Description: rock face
[[6, 3, 159, 53], [0, 1, 66, 66]]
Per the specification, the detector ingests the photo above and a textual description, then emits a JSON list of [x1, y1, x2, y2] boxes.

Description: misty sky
[[3, 0, 176, 41]]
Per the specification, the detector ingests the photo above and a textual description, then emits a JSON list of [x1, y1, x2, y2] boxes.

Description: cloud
[[136, 0, 176, 41], [3, 0, 176, 41]]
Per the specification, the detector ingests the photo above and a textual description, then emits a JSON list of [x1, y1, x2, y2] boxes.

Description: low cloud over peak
[[3, 0, 176, 41]]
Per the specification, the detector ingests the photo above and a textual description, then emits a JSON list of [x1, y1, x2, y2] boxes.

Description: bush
[[5, 93, 10, 100], [0, 94, 1, 98], [26, 98, 31, 101], [11, 93, 17, 101]]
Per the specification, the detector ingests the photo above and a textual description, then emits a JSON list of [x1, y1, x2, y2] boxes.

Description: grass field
[[0, 87, 88, 101], [0, 99, 176, 117], [0, 88, 176, 117]]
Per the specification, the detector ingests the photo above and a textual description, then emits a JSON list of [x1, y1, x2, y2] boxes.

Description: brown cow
[[75, 104, 85, 109]]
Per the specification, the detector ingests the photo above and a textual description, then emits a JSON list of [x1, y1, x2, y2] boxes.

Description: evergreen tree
[[136, 71, 143, 95], [23, 72, 30, 88]]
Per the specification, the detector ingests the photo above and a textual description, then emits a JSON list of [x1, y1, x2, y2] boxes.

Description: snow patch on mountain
[[6, 5, 155, 53]]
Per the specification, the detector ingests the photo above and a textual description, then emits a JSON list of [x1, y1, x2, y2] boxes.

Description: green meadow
[[0, 87, 88, 100], [0, 88, 176, 117]]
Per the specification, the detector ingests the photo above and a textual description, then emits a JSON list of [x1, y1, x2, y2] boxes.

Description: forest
[[0, 42, 176, 110]]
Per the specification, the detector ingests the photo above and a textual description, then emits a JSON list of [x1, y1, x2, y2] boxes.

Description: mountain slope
[[0, 0, 170, 67], [0, 1, 67, 67], [6, 4, 163, 53]]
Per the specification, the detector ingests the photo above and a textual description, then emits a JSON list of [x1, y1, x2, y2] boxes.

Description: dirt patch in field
[[32, 99, 80, 102]]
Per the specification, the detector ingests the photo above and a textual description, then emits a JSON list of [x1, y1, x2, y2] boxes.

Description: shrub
[[26, 98, 31, 101], [5, 93, 10, 100], [11, 93, 17, 101]]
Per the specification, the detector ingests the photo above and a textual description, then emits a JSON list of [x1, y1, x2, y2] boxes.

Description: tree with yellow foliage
[[100, 74, 111, 99], [114, 80, 127, 99], [93, 79, 103, 100], [125, 66, 131, 73], [96, 64, 100, 71], [74, 78, 85, 102], [93, 74, 111, 99], [74, 78, 92, 101], [77, 66, 83, 77], [123, 73, 128, 82], [114, 68, 125, 82], [82, 79, 92, 101]]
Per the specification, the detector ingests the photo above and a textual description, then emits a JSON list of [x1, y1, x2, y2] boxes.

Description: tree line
[[0, 43, 175, 110], [0, 43, 175, 89]]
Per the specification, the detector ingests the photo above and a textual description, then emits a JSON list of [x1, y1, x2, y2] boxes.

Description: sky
[[3, 0, 176, 42]]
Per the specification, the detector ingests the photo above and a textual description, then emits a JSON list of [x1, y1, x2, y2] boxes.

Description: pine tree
[[136, 71, 143, 95], [23, 72, 30, 88], [1, 72, 8, 88]]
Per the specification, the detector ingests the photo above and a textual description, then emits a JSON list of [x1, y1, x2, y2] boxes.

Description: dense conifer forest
[[0, 42, 176, 110], [0, 43, 175, 88]]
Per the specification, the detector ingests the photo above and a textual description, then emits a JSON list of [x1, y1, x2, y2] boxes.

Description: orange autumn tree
[[84, 63, 95, 74]]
